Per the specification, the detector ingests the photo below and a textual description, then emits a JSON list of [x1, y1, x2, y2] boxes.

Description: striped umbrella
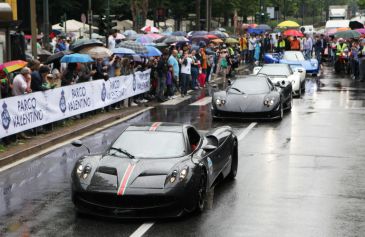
[[116, 41, 148, 55], [0, 60, 28, 73], [146, 33, 164, 40], [79, 46, 113, 59]]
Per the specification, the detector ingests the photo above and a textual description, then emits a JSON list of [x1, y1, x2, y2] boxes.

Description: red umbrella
[[283, 29, 303, 37], [206, 34, 218, 39]]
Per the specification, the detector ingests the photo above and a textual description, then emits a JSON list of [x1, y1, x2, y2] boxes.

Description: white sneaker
[[130, 102, 138, 106], [140, 99, 148, 103]]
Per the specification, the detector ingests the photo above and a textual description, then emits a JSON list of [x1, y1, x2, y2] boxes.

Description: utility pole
[[89, 0, 92, 39], [106, 0, 110, 48], [43, 0, 50, 50], [283, 0, 286, 20], [206, 0, 209, 31], [30, 0, 37, 58], [301, 0, 304, 25]]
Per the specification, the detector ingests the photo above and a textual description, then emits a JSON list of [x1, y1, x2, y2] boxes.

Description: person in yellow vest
[[336, 38, 348, 56], [277, 36, 286, 53]]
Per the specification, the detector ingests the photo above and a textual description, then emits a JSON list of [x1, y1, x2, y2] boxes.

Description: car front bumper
[[72, 183, 198, 219], [212, 106, 281, 120]]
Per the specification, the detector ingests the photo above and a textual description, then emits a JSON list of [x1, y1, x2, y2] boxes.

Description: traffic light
[[98, 15, 107, 36], [106, 15, 117, 34], [59, 14, 66, 27]]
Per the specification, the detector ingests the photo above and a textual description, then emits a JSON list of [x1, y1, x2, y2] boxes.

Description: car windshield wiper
[[109, 147, 135, 159], [229, 87, 245, 94]]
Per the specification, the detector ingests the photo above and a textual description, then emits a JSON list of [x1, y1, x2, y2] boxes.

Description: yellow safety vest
[[336, 43, 347, 56], [279, 40, 286, 48]]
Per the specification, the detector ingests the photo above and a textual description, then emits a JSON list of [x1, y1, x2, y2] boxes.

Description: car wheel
[[228, 141, 238, 179], [287, 93, 293, 111], [297, 85, 302, 98], [196, 172, 207, 213], [278, 102, 284, 120]]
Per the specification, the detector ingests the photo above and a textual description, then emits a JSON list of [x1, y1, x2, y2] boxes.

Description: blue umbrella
[[112, 47, 136, 55], [143, 46, 162, 57], [60, 53, 94, 63], [248, 28, 265, 34]]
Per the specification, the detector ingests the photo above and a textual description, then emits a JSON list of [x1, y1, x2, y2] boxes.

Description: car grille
[[77, 192, 177, 209]]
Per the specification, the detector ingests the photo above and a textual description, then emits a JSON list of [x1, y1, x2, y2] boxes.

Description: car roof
[[126, 122, 185, 133]]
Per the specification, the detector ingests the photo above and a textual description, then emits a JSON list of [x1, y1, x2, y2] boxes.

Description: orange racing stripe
[[149, 122, 162, 131], [117, 163, 136, 196]]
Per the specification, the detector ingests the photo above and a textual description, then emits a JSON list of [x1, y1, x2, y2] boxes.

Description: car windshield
[[259, 65, 291, 76], [283, 51, 305, 61], [110, 131, 186, 158], [230, 78, 270, 95]]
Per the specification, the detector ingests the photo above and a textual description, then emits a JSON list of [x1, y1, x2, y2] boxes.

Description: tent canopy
[[52, 19, 98, 32]]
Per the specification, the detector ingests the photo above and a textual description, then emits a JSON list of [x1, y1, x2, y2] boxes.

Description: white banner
[[0, 70, 151, 138]]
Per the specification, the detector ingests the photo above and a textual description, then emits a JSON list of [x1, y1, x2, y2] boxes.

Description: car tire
[[287, 93, 293, 111], [297, 85, 302, 98], [278, 102, 284, 120], [195, 171, 207, 213], [228, 140, 238, 179]]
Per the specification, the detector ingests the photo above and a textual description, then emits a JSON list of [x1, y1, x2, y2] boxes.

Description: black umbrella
[[349, 21, 364, 30], [172, 31, 187, 36], [44, 51, 72, 64], [69, 39, 104, 52]]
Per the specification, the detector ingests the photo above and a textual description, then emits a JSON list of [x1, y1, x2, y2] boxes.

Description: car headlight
[[169, 170, 178, 183], [215, 98, 226, 106], [179, 167, 189, 180], [76, 164, 92, 179], [264, 98, 275, 107], [76, 164, 83, 176]]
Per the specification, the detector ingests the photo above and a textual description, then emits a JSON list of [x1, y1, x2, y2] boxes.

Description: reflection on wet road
[[1, 65, 365, 236]]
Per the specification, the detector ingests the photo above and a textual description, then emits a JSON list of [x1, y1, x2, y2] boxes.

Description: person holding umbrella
[[290, 36, 300, 51]]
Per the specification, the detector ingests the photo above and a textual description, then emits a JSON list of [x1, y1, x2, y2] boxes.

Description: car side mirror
[[202, 144, 217, 152], [72, 140, 90, 154], [72, 140, 83, 147]]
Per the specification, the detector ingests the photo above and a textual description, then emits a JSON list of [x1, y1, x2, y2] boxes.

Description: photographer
[[179, 51, 193, 97]]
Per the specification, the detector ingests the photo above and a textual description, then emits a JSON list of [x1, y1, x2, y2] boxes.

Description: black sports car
[[212, 75, 292, 120], [71, 122, 238, 218]]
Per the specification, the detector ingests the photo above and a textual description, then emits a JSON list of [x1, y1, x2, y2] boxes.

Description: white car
[[253, 64, 305, 98]]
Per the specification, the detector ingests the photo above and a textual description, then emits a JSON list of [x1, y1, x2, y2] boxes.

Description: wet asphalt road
[[1, 65, 365, 237]]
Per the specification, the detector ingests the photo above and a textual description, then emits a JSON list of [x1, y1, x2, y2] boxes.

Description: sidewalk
[[0, 64, 250, 168]]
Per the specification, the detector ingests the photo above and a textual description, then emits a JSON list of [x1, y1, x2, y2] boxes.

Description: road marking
[[237, 122, 257, 141], [161, 95, 191, 105], [190, 96, 212, 106], [0, 107, 154, 173], [130, 222, 155, 237]]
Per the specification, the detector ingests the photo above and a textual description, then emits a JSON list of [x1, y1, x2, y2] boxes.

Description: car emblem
[[101, 83, 106, 102], [1, 102, 11, 130], [59, 90, 67, 113]]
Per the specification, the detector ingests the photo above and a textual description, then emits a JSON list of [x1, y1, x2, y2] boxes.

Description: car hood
[[83, 155, 185, 191]]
